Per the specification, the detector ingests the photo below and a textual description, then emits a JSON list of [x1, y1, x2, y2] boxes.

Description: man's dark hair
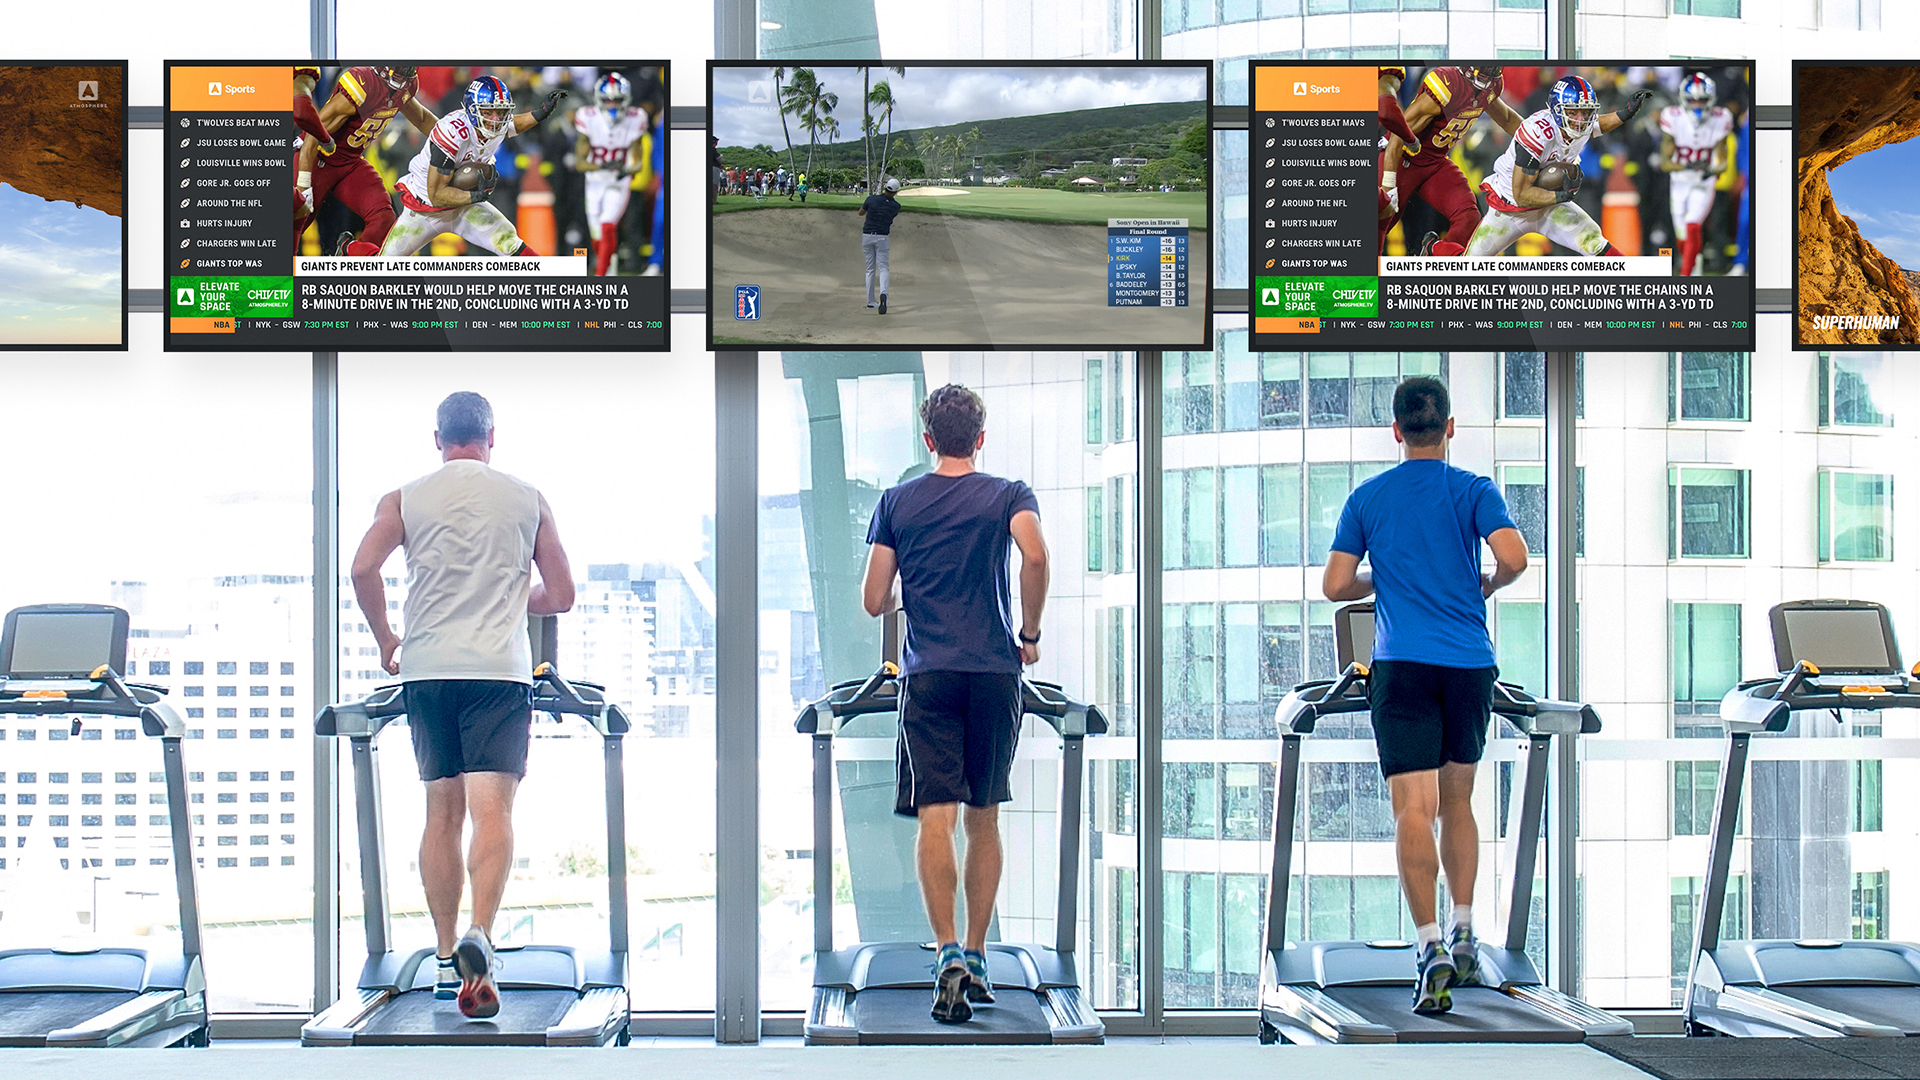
[[1392, 376, 1451, 448], [920, 384, 986, 458], [437, 391, 494, 446]]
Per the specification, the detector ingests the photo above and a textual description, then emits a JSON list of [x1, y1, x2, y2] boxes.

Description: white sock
[[1416, 922, 1442, 947], [1452, 905, 1472, 930]]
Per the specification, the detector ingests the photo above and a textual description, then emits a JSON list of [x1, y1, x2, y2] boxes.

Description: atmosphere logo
[[1293, 81, 1308, 96], [77, 81, 98, 101]]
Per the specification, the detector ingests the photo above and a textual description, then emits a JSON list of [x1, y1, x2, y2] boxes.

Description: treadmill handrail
[[316, 667, 630, 739], [1718, 661, 1920, 734], [1272, 667, 1600, 737], [794, 666, 1107, 739]]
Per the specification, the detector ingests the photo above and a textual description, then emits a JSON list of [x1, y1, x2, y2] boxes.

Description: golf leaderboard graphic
[[164, 62, 670, 352], [1249, 61, 1757, 351], [1107, 218, 1190, 307]]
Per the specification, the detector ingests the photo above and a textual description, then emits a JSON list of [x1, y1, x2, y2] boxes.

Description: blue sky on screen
[[1831, 137, 1920, 270], [0, 183, 120, 346]]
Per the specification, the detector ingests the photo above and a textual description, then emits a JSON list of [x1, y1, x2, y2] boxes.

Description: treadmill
[[1686, 598, 1920, 1038], [793, 614, 1108, 1045], [0, 604, 209, 1048], [302, 655, 632, 1047], [1259, 602, 1629, 1044]]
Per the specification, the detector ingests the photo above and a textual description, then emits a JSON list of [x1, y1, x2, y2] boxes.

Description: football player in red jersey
[[291, 67, 333, 222], [1378, 66, 1525, 257], [1375, 68, 1417, 232], [294, 65, 440, 256], [292, 66, 332, 150]]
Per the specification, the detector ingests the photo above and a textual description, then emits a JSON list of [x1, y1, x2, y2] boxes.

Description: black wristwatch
[[1018, 629, 1041, 644]]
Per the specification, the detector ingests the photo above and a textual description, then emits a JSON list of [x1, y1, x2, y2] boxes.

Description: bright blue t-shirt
[[1329, 458, 1516, 669], [867, 471, 1041, 675]]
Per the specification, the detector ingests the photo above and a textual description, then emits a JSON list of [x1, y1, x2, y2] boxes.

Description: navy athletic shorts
[[894, 670, 1023, 817], [1367, 660, 1496, 779], [405, 679, 534, 781]]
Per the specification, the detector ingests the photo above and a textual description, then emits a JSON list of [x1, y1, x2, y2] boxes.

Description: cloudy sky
[[1832, 139, 1920, 270], [0, 184, 121, 346], [711, 65, 1206, 148]]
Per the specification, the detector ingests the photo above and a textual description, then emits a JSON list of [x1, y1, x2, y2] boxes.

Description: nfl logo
[[735, 284, 760, 320]]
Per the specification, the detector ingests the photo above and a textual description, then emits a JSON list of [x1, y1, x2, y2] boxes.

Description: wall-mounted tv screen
[[1249, 61, 1755, 352], [1795, 62, 1920, 349], [164, 62, 669, 351], [709, 61, 1211, 350], [0, 61, 126, 350]]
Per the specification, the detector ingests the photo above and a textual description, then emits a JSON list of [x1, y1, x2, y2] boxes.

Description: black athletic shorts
[[1368, 660, 1497, 779], [894, 670, 1023, 817], [405, 679, 534, 782]]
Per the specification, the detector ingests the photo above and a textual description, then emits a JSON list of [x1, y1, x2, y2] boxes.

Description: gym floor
[[0, 1041, 1662, 1080]]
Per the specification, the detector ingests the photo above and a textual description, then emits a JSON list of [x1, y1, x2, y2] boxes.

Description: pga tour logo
[[735, 284, 761, 320]]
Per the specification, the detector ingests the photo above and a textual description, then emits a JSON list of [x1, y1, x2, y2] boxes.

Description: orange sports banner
[[169, 317, 236, 334], [171, 67, 286, 111], [1254, 317, 1320, 335], [1253, 66, 1376, 113]]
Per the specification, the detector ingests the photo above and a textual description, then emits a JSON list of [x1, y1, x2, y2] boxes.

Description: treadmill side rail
[[547, 986, 630, 1046], [1261, 984, 1398, 1044], [1504, 986, 1634, 1036], [805, 987, 858, 1046], [1041, 986, 1103, 1044], [1708, 985, 1905, 1038], [44, 988, 205, 1047], [301, 988, 390, 1046]]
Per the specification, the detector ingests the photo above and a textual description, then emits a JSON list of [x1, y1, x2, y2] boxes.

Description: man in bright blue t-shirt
[[1323, 375, 1529, 1016], [862, 384, 1050, 1025]]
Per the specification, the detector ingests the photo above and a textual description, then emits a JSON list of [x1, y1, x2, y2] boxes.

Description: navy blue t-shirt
[[867, 471, 1040, 675], [1329, 458, 1516, 669], [861, 194, 901, 234]]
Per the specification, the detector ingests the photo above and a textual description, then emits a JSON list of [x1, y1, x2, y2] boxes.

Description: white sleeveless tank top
[[398, 459, 541, 683]]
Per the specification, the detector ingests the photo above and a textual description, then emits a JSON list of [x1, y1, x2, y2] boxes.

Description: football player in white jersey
[[1465, 76, 1653, 258], [381, 75, 567, 257], [1659, 73, 1734, 276], [572, 72, 648, 276]]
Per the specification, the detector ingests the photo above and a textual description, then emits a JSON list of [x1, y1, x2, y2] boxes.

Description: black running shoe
[[334, 231, 355, 257], [964, 949, 995, 1004], [878, 293, 888, 315], [1412, 941, 1455, 1015], [1419, 231, 1440, 256], [930, 942, 972, 1023], [1448, 925, 1480, 987]]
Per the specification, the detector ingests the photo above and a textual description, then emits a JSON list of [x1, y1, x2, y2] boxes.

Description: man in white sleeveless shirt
[[349, 391, 574, 1019]]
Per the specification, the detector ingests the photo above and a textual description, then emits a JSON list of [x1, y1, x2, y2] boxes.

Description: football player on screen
[[294, 65, 439, 256], [1379, 65, 1524, 257], [573, 72, 647, 276], [1466, 75, 1653, 257], [380, 76, 567, 258], [1659, 73, 1733, 276]]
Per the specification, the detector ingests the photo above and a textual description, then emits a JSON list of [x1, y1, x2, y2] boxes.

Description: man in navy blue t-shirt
[[1324, 375, 1528, 1016], [863, 383, 1048, 1024]]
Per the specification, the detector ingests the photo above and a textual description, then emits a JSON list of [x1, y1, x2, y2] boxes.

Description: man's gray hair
[[436, 391, 493, 446]]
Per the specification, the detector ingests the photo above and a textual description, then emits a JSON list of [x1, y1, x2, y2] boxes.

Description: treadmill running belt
[[355, 988, 579, 1046], [850, 987, 1053, 1044], [1330, 986, 1587, 1043], [1587, 1036, 1909, 1080], [0, 991, 140, 1046], [1783, 986, 1920, 1035]]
